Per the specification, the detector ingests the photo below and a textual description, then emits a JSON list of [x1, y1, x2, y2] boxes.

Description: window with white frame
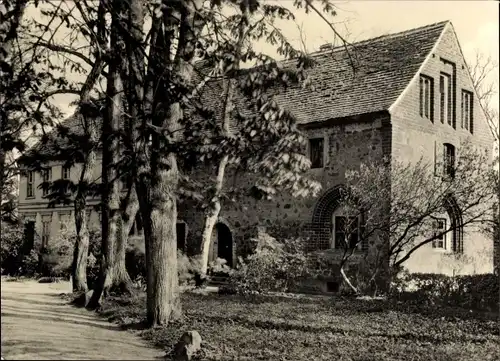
[[27, 171, 34, 198], [42, 167, 52, 197], [62, 165, 71, 180], [439, 72, 452, 125], [59, 213, 71, 231], [333, 215, 361, 250], [432, 218, 447, 249], [309, 138, 324, 169], [419, 75, 434, 121], [42, 219, 51, 248], [461, 90, 473, 133]]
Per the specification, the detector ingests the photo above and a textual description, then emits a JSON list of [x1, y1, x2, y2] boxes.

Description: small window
[[334, 216, 360, 249], [461, 90, 473, 133], [439, 73, 452, 125], [42, 167, 52, 197], [309, 138, 324, 169], [27, 171, 34, 198], [419, 75, 434, 121], [432, 218, 447, 249], [62, 165, 70, 180], [443, 143, 455, 179]]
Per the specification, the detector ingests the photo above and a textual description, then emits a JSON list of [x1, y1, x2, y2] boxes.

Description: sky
[[26, 0, 499, 119]]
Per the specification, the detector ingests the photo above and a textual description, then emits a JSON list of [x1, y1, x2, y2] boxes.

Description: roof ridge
[[317, 20, 450, 53]]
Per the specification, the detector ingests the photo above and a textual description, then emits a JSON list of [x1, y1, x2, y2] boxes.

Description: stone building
[[17, 21, 496, 283]]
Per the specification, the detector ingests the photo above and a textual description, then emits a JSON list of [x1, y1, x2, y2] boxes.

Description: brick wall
[[390, 23, 495, 275]]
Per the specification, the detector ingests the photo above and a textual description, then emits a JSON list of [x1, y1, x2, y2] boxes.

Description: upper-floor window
[[59, 213, 71, 231], [26, 171, 34, 198], [439, 72, 452, 125], [461, 90, 473, 133], [62, 165, 71, 180], [432, 218, 447, 249], [42, 167, 52, 197], [419, 75, 434, 121], [443, 143, 455, 179], [309, 138, 324, 169]]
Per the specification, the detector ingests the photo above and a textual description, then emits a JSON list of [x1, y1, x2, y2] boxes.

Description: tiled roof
[[25, 21, 448, 159], [198, 20, 448, 125]]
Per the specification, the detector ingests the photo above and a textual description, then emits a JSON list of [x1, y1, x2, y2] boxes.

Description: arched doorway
[[213, 222, 233, 267]]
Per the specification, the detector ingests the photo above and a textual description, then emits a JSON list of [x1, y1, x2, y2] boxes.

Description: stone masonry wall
[[179, 112, 392, 268]]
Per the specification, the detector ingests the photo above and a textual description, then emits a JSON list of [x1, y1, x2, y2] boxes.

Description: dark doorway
[[216, 223, 233, 267], [176, 223, 186, 252]]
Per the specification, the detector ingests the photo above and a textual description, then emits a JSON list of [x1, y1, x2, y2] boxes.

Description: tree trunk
[[197, 2, 248, 275], [87, 0, 124, 309], [0, 0, 28, 229], [340, 266, 358, 294], [140, 153, 181, 326], [70, 0, 107, 294], [72, 195, 91, 292], [111, 188, 139, 293]]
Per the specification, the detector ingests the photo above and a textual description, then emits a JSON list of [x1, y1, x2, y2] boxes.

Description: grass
[[97, 290, 500, 361]]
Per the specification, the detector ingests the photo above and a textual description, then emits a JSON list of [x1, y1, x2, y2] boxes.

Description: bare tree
[[467, 51, 499, 140], [335, 142, 497, 294]]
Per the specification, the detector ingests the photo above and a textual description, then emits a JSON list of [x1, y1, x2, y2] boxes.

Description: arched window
[[311, 185, 367, 251], [432, 195, 463, 253]]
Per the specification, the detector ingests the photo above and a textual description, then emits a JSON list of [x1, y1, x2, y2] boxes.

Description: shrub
[[1, 221, 40, 276], [208, 257, 233, 276], [178, 250, 201, 286], [36, 219, 101, 281], [391, 272, 499, 312], [85, 230, 102, 288], [228, 232, 311, 294]]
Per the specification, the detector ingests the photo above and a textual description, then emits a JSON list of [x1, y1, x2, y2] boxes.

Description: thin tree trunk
[[340, 266, 358, 294], [72, 154, 94, 292], [71, 0, 107, 294], [199, 156, 227, 275], [87, 0, 124, 309], [198, 1, 248, 275], [0, 0, 28, 242], [111, 187, 139, 293]]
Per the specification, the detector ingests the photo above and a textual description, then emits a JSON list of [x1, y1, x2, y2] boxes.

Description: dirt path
[[1, 279, 164, 360]]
